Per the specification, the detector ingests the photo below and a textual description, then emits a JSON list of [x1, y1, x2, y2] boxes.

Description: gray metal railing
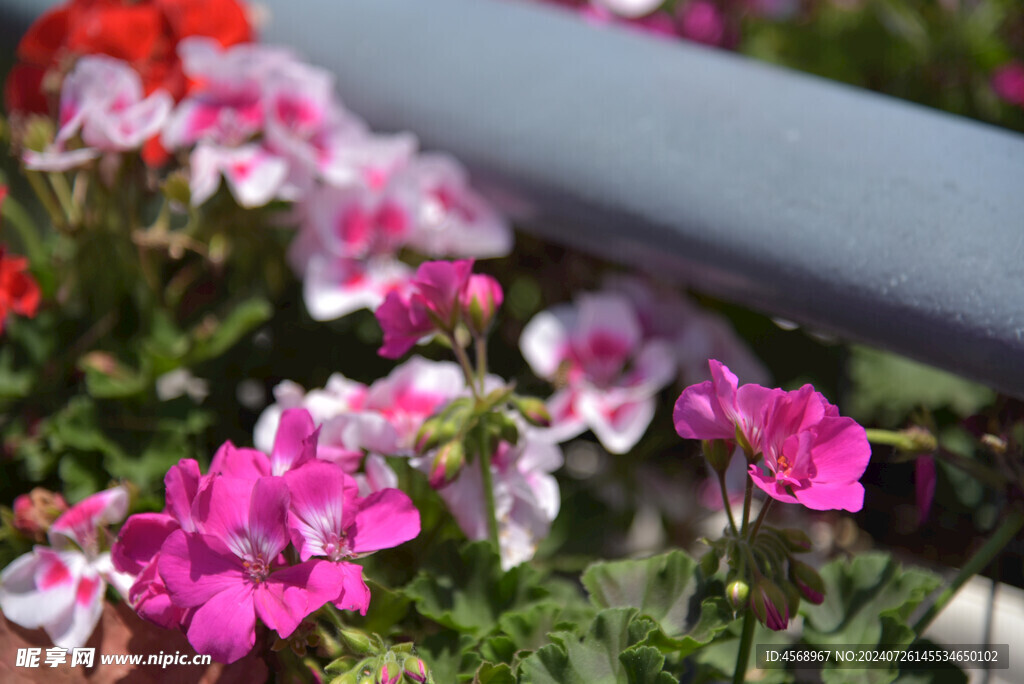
[[4, 0, 1024, 396]]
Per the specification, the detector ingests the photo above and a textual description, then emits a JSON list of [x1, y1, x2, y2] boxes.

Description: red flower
[[0, 187, 42, 334], [0, 249, 41, 334], [5, 0, 253, 115]]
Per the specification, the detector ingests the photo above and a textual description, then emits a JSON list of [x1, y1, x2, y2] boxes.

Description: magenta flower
[[113, 459, 201, 629], [375, 259, 475, 358], [992, 62, 1024, 108], [375, 290, 437, 359], [677, 1, 727, 47], [158, 476, 327, 664], [283, 461, 420, 611], [0, 487, 135, 648], [750, 385, 870, 512], [210, 408, 319, 480], [672, 359, 778, 451], [675, 360, 871, 512]]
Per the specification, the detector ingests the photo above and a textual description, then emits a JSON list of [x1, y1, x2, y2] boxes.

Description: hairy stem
[[733, 608, 756, 684], [717, 470, 739, 536], [478, 426, 501, 550]]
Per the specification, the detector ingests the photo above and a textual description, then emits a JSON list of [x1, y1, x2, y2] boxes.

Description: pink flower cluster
[[111, 409, 420, 663], [674, 360, 871, 512], [0, 487, 135, 648], [255, 356, 563, 570], [24, 39, 512, 324], [374, 259, 503, 358], [519, 276, 765, 454]]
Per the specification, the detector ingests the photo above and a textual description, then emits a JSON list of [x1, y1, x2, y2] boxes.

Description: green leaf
[[0, 347, 34, 399], [474, 662, 516, 684], [619, 646, 677, 684], [185, 297, 272, 364], [518, 608, 673, 684], [406, 541, 549, 638], [847, 347, 994, 426], [802, 553, 942, 684], [581, 550, 732, 656]]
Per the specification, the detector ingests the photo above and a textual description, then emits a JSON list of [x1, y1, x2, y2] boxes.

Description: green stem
[[475, 334, 488, 396], [740, 477, 754, 535], [0, 192, 47, 265], [748, 499, 773, 541], [478, 426, 501, 550], [913, 507, 1024, 636], [449, 334, 480, 400], [732, 608, 756, 684], [49, 172, 78, 226], [25, 170, 66, 230], [717, 471, 739, 536]]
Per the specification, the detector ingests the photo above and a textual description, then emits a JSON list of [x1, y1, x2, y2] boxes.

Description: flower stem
[[740, 477, 754, 535], [748, 499, 773, 541], [912, 507, 1024, 636], [0, 191, 47, 265], [25, 170, 66, 230], [478, 426, 501, 551], [449, 334, 480, 400], [733, 607, 756, 684], [717, 471, 739, 536], [475, 334, 488, 396]]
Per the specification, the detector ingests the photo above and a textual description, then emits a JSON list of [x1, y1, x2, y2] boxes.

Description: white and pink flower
[[24, 56, 172, 171], [0, 487, 135, 648], [520, 291, 676, 453]]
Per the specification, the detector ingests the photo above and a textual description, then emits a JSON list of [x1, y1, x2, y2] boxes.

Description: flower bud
[[429, 440, 465, 489], [13, 487, 68, 541], [702, 439, 732, 473], [726, 580, 749, 611], [403, 655, 430, 683], [337, 627, 375, 655], [780, 580, 801, 615], [778, 528, 813, 553], [511, 395, 551, 428], [460, 274, 503, 336], [789, 560, 825, 605], [414, 417, 457, 454], [378, 660, 401, 684], [751, 579, 789, 631]]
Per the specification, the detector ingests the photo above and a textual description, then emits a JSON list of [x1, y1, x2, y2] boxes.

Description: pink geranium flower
[[283, 462, 420, 609], [113, 459, 201, 629], [375, 259, 475, 358], [674, 360, 871, 512], [673, 359, 778, 450], [157, 476, 328, 664], [0, 487, 135, 648], [750, 385, 870, 512]]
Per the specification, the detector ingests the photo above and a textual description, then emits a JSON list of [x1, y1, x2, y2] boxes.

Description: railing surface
[[4, 0, 1024, 396]]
